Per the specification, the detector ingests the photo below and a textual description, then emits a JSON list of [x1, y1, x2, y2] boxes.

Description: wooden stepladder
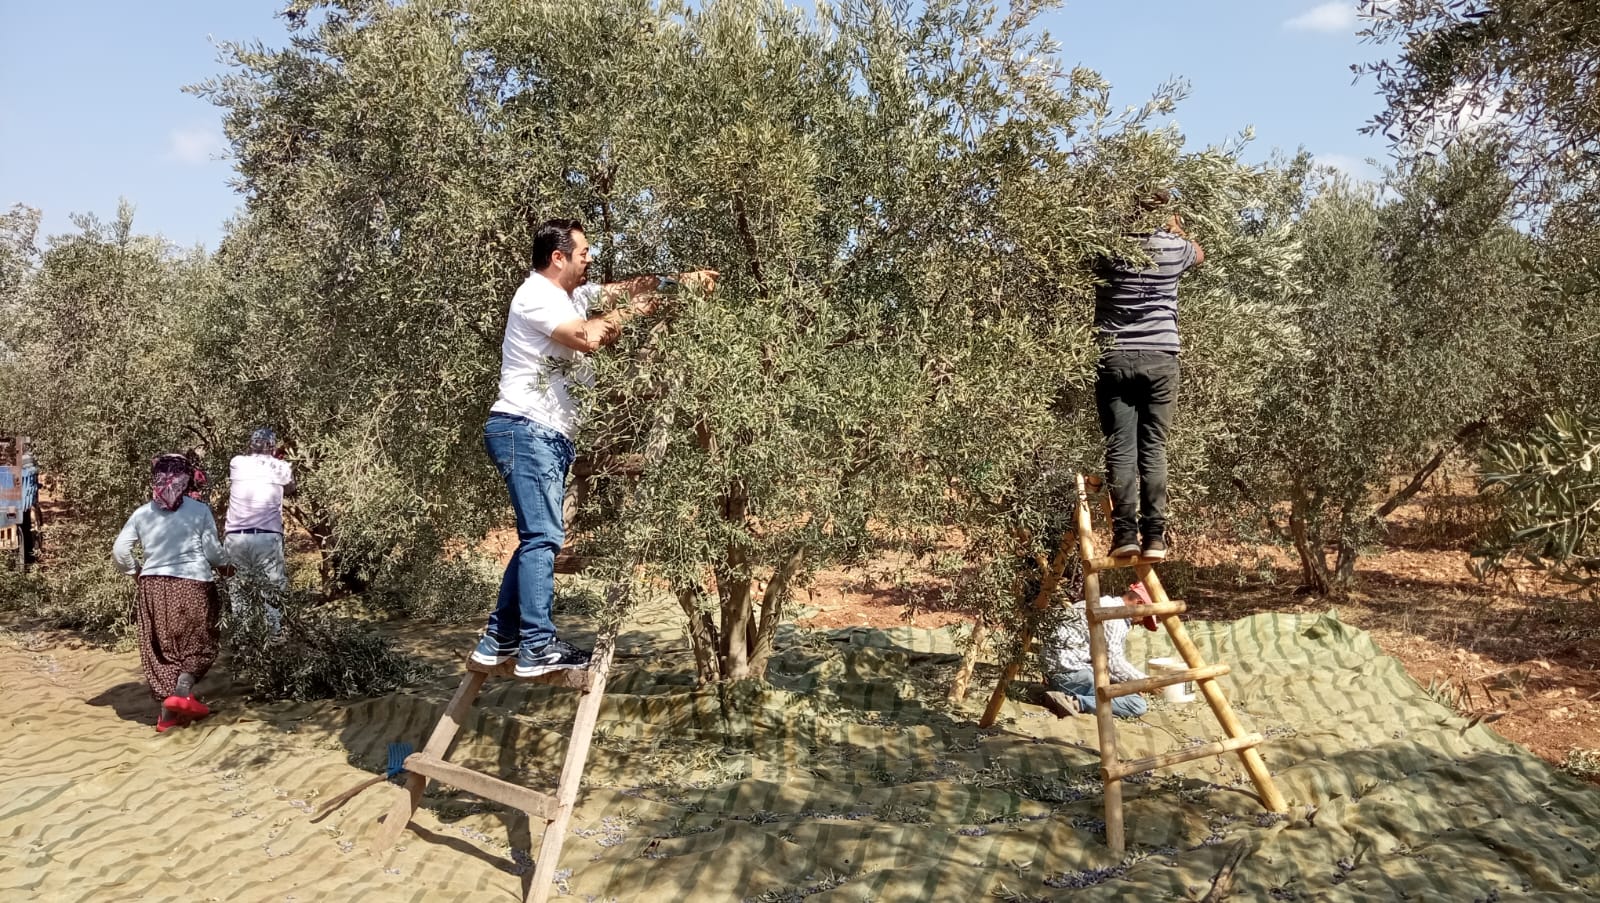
[[982, 475, 1286, 854], [377, 637, 615, 903]]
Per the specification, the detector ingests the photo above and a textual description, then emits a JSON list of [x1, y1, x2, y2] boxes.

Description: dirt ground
[[795, 497, 1600, 779], [21, 484, 1600, 776]]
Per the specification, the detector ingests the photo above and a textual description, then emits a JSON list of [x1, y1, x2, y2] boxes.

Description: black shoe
[[514, 638, 592, 677], [1110, 533, 1140, 558], [1141, 536, 1168, 560]]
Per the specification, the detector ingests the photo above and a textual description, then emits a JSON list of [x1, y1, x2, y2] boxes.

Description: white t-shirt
[[225, 454, 294, 532], [489, 271, 601, 438]]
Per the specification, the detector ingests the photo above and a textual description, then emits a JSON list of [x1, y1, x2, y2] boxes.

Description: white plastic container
[[1146, 657, 1197, 704]]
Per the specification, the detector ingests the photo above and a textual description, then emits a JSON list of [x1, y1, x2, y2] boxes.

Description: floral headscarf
[[151, 454, 193, 512]]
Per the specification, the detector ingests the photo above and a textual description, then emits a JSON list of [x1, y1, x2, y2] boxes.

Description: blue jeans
[[1048, 669, 1148, 719], [482, 413, 575, 650]]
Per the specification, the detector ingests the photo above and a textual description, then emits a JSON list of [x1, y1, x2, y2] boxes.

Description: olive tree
[[0, 204, 230, 630], [196, 0, 1291, 685], [1221, 149, 1537, 595], [1364, 1, 1600, 596], [1361, 0, 1599, 207]]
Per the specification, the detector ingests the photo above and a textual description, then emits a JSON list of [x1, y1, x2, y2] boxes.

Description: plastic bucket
[[1146, 657, 1197, 704]]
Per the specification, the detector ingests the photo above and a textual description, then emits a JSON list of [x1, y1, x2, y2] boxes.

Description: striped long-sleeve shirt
[[1039, 596, 1147, 683], [1093, 230, 1199, 353]]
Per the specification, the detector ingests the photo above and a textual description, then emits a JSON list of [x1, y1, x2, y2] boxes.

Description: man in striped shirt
[[1039, 583, 1159, 718], [1093, 190, 1205, 560]]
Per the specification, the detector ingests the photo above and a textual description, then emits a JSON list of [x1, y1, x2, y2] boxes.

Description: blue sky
[[0, 1, 1391, 250]]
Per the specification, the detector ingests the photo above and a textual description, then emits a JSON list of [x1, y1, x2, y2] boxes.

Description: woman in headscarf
[[112, 454, 227, 732]]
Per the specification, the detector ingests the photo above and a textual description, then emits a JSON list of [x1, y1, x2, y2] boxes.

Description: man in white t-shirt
[[225, 427, 295, 630], [471, 218, 718, 677]]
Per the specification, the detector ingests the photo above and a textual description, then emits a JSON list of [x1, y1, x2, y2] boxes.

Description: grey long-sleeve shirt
[[112, 497, 226, 581], [1039, 596, 1147, 683]]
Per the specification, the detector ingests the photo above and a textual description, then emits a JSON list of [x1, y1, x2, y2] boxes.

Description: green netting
[[3, 605, 1596, 901], [383, 606, 1600, 900]]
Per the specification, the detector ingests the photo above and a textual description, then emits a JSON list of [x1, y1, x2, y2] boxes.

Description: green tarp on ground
[[3, 604, 1596, 901]]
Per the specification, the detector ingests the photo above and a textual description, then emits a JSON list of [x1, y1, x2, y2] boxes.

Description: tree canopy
[[3, 0, 1597, 701]]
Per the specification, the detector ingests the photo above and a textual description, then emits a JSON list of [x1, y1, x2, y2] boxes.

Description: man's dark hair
[[1138, 188, 1174, 212], [531, 218, 585, 270]]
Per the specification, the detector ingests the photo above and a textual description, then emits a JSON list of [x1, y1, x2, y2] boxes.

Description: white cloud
[[1284, 2, 1357, 33], [1387, 84, 1512, 157], [166, 126, 227, 165], [1422, 84, 1507, 141]]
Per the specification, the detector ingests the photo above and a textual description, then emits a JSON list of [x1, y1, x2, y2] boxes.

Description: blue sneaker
[[470, 633, 517, 667], [514, 638, 591, 678]]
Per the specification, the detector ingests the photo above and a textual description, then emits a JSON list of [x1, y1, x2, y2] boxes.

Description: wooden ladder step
[[465, 658, 594, 690], [1087, 599, 1187, 623], [404, 753, 560, 820], [1103, 662, 1229, 699], [1102, 733, 1264, 782], [1083, 553, 1163, 573]]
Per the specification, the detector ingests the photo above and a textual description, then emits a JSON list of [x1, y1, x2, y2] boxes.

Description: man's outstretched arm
[[1167, 215, 1205, 267], [548, 269, 720, 353]]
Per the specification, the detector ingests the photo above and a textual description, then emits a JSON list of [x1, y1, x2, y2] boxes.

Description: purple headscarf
[[151, 454, 193, 512]]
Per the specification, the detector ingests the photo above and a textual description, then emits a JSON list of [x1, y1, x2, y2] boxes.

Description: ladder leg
[[1076, 475, 1125, 853], [1083, 567, 1124, 855], [527, 637, 615, 903], [947, 618, 988, 704], [977, 629, 1030, 729], [1141, 569, 1287, 813], [980, 533, 1077, 728], [377, 667, 489, 849]]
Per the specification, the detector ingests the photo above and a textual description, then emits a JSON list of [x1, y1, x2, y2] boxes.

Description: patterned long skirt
[[135, 576, 221, 701]]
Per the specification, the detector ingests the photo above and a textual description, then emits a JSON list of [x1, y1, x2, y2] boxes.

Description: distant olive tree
[[1363, 0, 1600, 597], [0, 204, 231, 631], [1222, 148, 1537, 595]]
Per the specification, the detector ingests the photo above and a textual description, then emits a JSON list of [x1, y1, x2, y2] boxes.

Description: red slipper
[[156, 714, 188, 733], [163, 695, 211, 720]]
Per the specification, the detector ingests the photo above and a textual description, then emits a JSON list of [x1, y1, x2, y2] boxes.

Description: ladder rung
[[1102, 662, 1229, 698], [466, 658, 594, 690], [1102, 733, 1263, 782], [404, 753, 560, 820], [1087, 599, 1186, 623], [1083, 554, 1161, 573]]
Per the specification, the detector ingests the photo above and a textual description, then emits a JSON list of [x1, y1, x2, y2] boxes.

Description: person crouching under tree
[[1039, 582, 1160, 718]]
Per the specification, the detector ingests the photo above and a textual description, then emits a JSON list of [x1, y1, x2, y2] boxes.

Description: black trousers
[[1095, 349, 1180, 541]]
